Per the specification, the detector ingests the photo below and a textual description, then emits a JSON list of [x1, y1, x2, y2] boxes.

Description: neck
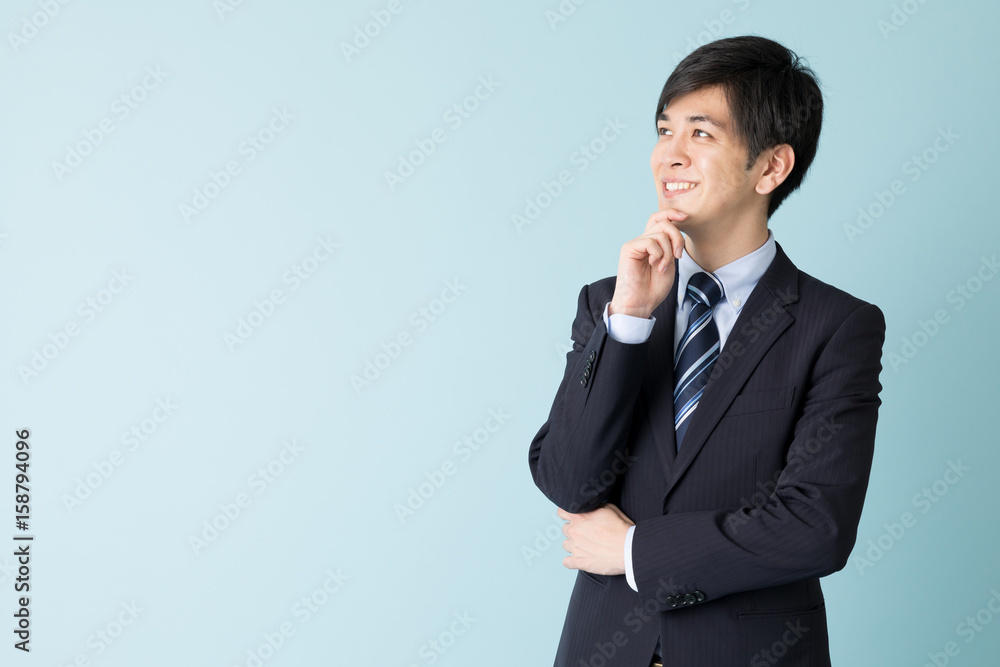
[[683, 220, 769, 272]]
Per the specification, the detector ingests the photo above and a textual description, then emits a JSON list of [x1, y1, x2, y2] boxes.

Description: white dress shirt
[[599, 231, 777, 592]]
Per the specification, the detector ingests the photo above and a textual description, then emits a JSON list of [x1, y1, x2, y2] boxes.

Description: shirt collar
[[676, 230, 776, 312]]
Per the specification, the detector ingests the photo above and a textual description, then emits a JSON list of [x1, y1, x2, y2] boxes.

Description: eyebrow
[[657, 112, 728, 132]]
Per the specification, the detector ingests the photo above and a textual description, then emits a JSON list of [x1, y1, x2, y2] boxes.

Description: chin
[[659, 203, 692, 219], [673, 214, 698, 233]]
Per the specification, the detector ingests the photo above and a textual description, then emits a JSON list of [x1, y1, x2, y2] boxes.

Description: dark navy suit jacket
[[528, 242, 885, 666]]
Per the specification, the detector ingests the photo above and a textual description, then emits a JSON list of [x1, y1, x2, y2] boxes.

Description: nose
[[653, 134, 691, 171]]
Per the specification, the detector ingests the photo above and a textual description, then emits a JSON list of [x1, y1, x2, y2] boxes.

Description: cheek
[[707, 162, 744, 193]]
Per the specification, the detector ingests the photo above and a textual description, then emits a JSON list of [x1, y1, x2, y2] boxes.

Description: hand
[[609, 209, 687, 319], [558, 503, 635, 576]]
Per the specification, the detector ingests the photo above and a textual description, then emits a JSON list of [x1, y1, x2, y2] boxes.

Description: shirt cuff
[[625, 524, 638, 592], [603, 301, 655, 344]]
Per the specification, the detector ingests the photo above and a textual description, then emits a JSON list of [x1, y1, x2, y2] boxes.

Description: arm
[[631, 302, 886, 608], [527, 284, 653, 513], [528, 212, 686, 514]]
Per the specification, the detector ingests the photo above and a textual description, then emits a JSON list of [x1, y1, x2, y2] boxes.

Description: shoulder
[[796, 268, 883, 323], [777, 252, 885, 336], [752, 245, 885, 349], [767, 242, 882, 320]]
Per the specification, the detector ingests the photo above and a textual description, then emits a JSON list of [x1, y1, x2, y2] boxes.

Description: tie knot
[[686, 271, 723, 307]]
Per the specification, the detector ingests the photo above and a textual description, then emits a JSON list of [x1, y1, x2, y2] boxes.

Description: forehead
[[657, 85, 732, 130]]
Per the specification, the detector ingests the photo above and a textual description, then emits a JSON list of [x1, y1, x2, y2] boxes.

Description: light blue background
[[2, 0, 998, 665]]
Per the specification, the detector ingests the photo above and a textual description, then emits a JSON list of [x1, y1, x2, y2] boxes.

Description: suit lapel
[[660, 243, 801, 498]]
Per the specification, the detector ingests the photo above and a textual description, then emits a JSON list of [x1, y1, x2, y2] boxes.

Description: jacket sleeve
[[630, 302, 886, 610], [527, 281, 651, 513]]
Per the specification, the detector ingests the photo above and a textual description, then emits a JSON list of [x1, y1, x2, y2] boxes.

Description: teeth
[[665, 182, 697, 191]]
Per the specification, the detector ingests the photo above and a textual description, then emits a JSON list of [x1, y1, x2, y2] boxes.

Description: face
[[651, 84, 767, 235]]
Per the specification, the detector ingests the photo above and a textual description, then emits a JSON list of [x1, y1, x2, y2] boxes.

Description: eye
[[657, 126, 670, 136], [694, 129, 710, 138]]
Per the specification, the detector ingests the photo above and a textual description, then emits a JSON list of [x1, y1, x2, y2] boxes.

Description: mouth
[[662, 180, 699, 198]]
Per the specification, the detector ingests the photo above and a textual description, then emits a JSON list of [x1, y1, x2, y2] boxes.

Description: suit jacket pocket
[[737, 600, 830, 666], [580, 570, 610, 588], [736, 600, 824, 619], [724, 386, 795, 417]]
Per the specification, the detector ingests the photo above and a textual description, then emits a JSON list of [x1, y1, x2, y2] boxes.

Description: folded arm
[[630, 302, 886, 609]]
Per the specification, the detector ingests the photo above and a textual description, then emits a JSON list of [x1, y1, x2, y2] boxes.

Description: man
[[528, 35, 885, 666]]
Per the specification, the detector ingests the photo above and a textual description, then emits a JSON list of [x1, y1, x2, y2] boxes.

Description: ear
[[754, 144, 795, 195]]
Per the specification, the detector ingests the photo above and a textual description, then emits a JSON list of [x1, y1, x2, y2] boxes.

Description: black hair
[[656, 35, 824, 218]]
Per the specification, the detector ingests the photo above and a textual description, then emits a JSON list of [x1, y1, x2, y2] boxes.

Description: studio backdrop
[[1, 0, 998, 665]]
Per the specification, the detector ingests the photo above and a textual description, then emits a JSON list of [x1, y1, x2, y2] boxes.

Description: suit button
[[695, 591, 706, 602], [589, 350, 596, 361], [583, 369, 591, 380], [666, 596, 677, 608], [580, 377, 587, 386], [683, 594, 696, 605]]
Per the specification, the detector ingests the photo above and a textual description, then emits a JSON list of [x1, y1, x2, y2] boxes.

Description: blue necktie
[[672, 271, 724, 451]]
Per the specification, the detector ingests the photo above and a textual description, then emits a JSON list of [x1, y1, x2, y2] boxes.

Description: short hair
[[656, 35, 824, 218]]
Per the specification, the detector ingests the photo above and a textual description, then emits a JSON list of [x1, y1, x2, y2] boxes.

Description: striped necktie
[[673, 271, 724, 450]]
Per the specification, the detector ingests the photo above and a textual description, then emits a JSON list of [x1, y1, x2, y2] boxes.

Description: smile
[[663, 181, 698, 196]]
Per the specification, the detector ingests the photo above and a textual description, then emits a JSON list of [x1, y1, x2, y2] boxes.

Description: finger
[[598, 502, 633, 526], [648, 221, 685, 259], [608, 505, 631, 522], [645, 208, 688, 233], [632, 235, 673, 273], [645, 239, 666, 271], [557, 507, 574, 520], [645, 212, 687, 258], [625, 236, 666, 267]]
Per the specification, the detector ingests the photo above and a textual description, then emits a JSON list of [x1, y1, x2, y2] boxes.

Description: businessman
[[528, 35, 885, 666]]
